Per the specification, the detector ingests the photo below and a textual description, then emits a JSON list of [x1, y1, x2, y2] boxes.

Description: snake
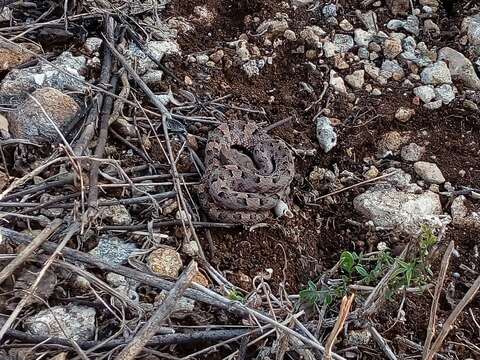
[[198, 121, 295, 224]]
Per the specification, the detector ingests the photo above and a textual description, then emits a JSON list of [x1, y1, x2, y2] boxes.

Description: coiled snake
[[199, 121, 295, 224]]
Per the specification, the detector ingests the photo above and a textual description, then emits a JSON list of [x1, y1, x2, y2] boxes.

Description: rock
[[300, 26, 325, 48], [383, 38, 402, 59], [377, 131, 407, 157], [242, 60, 260, 77], [414, 161, 445, 184], [196, 54, 209, 64], [141, 70, 164, 86], [401, 143, 425, 162], [354, 184, 446, 234], [364, 166, 379, 179], [316, 116, 337, 153], [423, 99, 443, 110], [125, 40, 180, 75], [404, 15, 420, 35], [292, 0, 314, 6], [451, 196, 480, 228], [24, 305, 95, 341], [437, 47, 480, 90], [462, 14, 480, 53], [354, 29, 373, 47], [434, 84, 455, 104], [395, 107, 415, 122], [148, 247, 183, 277], [106, 273, 140, 303], [387, 19, 405, 31], [372, 88, 382, 96], [358, 47, 369, 59], [0, 42, 40, 71], [345, 70, 365, 89], [256, 18, 289, 35], [8, 88, 79, 143], [89, 235, 137, 266], [345, 329, 372, 346], [156, 290, 195, 313], [339, 19, 353, 32], [98, 203, 132, 225], [193, 271, 210, 287], [381, 60, 405, 79], [0, 52, 86, 100], [402, 36, 417, 52], [420, 0, 439, 6], [323, 41, 336, 57], [83, 37, 102, 55], [284, 29, 297, 41], [356, 10, 378, 32], [414, 85, 435, 103], [334, 34, 354, 53], [424, 19, 440, 35], [329, 70, 347, 94], [210, 49, 224, 63], [322, 4, 337, 17], [386, 0, 410, 16], [420, 61, 452, 85]]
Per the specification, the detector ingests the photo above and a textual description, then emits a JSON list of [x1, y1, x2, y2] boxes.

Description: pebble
[[424, 99, 443, 110], [386, 0, 410, 16], [284, 29, 297, 41], [329, 69, 347, 93], [354, 29, 373, 47], [372, 88, 382, 96], [25, 305, 96, 341], [395, 107, 415, 122], [148, 247, 183, 277], [462, 14, 480, 53], [300, 26, 325, 48], [424, 19, 440, 35], [383, 38, 402, 59], [339, 19, 354, 32], [358, 47, 369, 59], [414, 85, 435, 103], [381, 60, 405, 79], [323, 41, 336, 57], [98, 203, 132, 225], [242, 60, 261, 77], [210, 49, 224, 63], [196, 54, 209, 64], [316, 116, 337, 153], [89, 235, 137, 266], [345, 70, 365, 89], [8, 87, 79, 143], [420, 61, 452, 85], [334, 34, 355, 53], [364, 166, 379, 179], [435, 84, 455, 104], [401, 143, 425, 162], [414, 161, 445, 184], [322, 3, 337, 17], [438, 47, 480, 90]]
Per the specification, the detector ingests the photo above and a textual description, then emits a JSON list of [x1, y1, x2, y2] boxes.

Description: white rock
[[414, 85, 435, 103], [323, 41, 336, 57], [401, 143, 425, 162], [354, 29, 373, 47], [339, 19, 354, 31], [438, 47, 480, 90], [395, 107, 415, 122], [24, 305, 96, 341], [242, 60, 260, 77], [462, 14, 480, 52], [414, 161, 445, 184], [451, 195, 480, 229], [345, 70, 365, 89], [334, 34, 354, 53], [83, 37, 102, 55], [322, 4, 337, 17], [316, 116, 337, 153], [434, 84, 455, 104], [284, 29, 297, 41], [354, 184, 446, 234], [89, 235, 137, 266], [423, 99, 443, 110], [420, 61, 452, 85], [329, 70, 347, 93], [125, 40, 180, 75]]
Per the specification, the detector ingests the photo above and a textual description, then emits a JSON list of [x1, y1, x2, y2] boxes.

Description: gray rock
[[322, 4, 337, 17], [323, 41, 336, 57], [420, 61, 452, 85], [256, 18, 289, 35], [89, 235, 138, 266], [424, 19, 440, 35], [24, 305, 95, 341], [414, 161, 445, 184], [358, 47, 370, 59], [8, 87, 79, 143], [438, 47, 480, 90], [316, 116, 337, 153], [356, 10, 378, 32], [291, 0, 314, 6], [329, 69, 347, 93], [402, 36, 417, 52], [334, 34, 354, 53], [353, 184, 446, 234], [98, 203, 132, 225], [424, 99, 443, 110], [381, 60, 404, 79], [300, 26, 326, 48], [125, 40, 180, 75], [345, 70, 365, 89], [401, 143, 425, 162], [83, 37, 102, 55], [141, 69, 164, 86], [106, 273, 140, 303], [414, 85, 435, 103], [451, 195, 480, 229], [387, 19, 405, 31], [404, 15, 420, 35], [0, 52, 86, 101], [462, 14, 480, 54], [354, 29, 373, 47], [435, 84, 455, 104]]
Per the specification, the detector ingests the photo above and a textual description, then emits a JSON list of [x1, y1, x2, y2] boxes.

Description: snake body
[[199, 121, 295, 224]]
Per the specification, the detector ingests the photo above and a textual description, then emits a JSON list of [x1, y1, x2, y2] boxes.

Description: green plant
[[227, 289, 245, 302], [299, 280, 335, 305]]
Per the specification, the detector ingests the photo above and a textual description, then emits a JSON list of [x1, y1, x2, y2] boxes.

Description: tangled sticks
[[199, 121, 295, 224]]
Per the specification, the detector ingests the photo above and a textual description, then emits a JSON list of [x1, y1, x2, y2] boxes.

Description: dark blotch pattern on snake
[[199, 121, 295, 224]]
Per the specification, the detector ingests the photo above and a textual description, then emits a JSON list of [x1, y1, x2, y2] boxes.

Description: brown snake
[[199, 121, 295, 224]]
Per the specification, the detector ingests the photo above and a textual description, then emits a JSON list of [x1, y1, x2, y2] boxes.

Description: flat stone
[[334, 34, 354, 53], [125, 40, 180, 75], [316, 116, 337, 153], [462, 14, 480, 53], [401, 143, 425, 162], [414, 161, 445, 184], [8, 87, 79, 143], [438, 47, 480, 90], [354, 29, 373, 47], [148, 247, 183, 277], [300, 26, 325, 48], [0, 42, 40, 71], [423, 99, 443, 110], [339, 19, 353, 31], [345, 70, 365, 89], [414, 85, 435, 103], [354, 184, 446, 234], [420, 61, 452, 85], [24, 305, 96, 341], [89, 235, 137, 266], [383, 38, 402, 59]]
